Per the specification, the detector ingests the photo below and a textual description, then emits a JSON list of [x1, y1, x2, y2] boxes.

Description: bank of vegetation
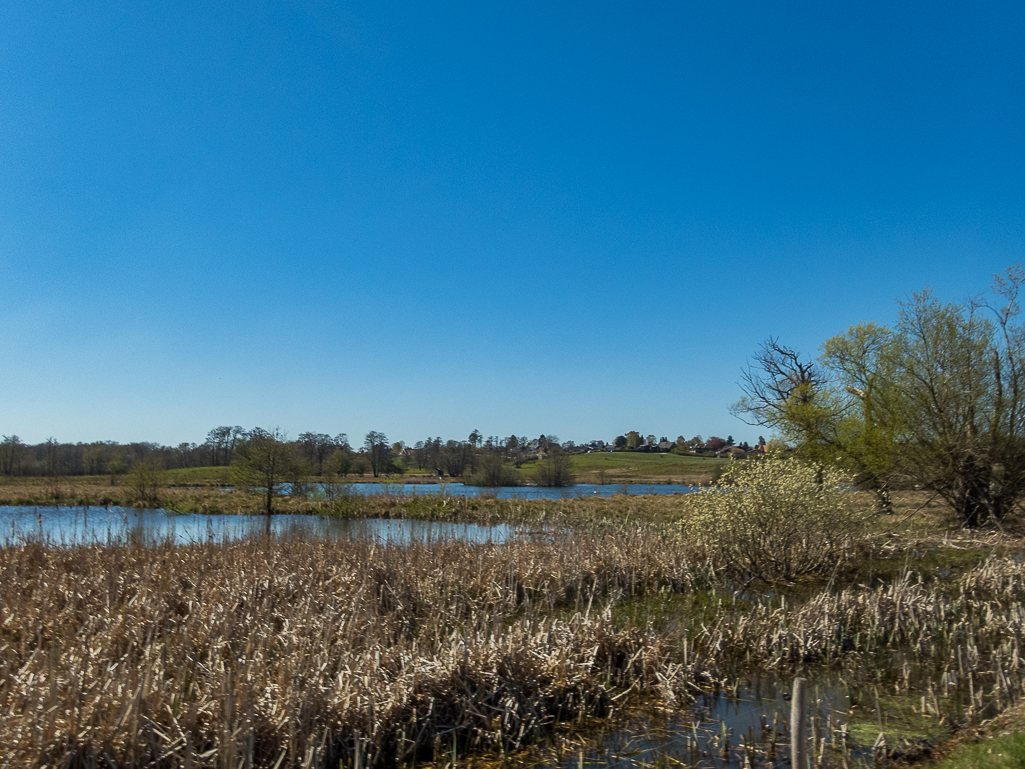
[[0, 451, 726, 515]]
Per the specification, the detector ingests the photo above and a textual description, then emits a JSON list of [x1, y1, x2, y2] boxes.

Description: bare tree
[[363, 431, 391, 478], [732, 337, 830, 430], [534, 445, 574, 487], [298, 432, 334, 475], [0, 435, 23, 476], [232, 428, 301, 516]]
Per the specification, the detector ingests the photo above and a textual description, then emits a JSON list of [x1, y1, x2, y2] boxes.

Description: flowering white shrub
[[686, 453, 866, 584]]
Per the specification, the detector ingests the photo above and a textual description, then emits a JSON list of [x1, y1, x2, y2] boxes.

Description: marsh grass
[[3, 490, 1025, 767], [0, 527, 717, 767]]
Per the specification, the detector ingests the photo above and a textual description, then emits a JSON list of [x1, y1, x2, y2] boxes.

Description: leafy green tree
[[625, 431, 642, 450], [735, 267, 1025, 527], [828, 277, 1025, 527]]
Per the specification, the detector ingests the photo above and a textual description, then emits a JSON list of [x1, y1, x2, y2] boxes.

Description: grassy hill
[[529, 451, 726, 485]]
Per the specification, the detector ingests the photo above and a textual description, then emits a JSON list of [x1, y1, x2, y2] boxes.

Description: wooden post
[[791, 677, 808, 769]]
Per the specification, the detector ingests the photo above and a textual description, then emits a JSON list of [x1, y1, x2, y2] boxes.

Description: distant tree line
[[0, 423, 736, 486], [608, 431, 757, 454], [0, 435, 209, 479]]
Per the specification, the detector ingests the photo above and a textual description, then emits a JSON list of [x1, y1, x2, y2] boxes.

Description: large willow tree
[[734, 266, 1025, 527]]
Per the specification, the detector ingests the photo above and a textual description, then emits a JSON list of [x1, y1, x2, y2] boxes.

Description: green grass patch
[[162, 466, 233, 484], [514, 451, 727, 484], [570, 452, 721, 472], [846, 692, 948, 745], [933, 731, 1025, 768]]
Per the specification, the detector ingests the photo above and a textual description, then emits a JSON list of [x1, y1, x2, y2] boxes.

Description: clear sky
[[2, 0, 1022, 448]]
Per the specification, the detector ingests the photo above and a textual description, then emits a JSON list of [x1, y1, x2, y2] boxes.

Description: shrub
[[465, 452, 519, 487], [129, 460, 164, 506], [534, 447, 574, 487], [686, 453, 866, 584]]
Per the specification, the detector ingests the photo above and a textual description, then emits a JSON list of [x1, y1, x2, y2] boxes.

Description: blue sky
[[2, 0, 1022, 448]]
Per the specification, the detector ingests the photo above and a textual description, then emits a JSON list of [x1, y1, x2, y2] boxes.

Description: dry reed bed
[[0, 530, 711, 768], [698, 556, 1025, 726], [4, 527, 1025, 768]]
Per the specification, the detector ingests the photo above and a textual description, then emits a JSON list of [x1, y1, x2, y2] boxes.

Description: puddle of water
[[490, 669, 967, 769]]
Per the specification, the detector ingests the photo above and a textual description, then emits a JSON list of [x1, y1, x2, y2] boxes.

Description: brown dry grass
[[0, 528, 716, 768], [4, 488, 1025, 767]]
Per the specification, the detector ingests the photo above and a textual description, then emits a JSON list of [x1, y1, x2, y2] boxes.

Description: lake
[[0, 506, 519, 547], [0, 482, 697, 545]]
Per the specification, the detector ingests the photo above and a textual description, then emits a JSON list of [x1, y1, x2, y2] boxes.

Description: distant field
[[569, 451, 720, 472], [162, 466, 232, 484], [0, 453, 728, 505], [523, 451, 727, 484]]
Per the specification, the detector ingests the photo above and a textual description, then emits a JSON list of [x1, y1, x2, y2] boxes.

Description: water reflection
[[0, 506, 515, 547]]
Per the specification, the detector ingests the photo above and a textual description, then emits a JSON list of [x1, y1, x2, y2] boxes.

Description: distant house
[[656, 440, 675, 453]]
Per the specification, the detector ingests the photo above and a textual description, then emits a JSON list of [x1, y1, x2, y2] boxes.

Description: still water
[[0, 482, 696, 545], [0, 506, 517, 547], [532, 672, 942, 769], [316, 482, 697, 499]]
